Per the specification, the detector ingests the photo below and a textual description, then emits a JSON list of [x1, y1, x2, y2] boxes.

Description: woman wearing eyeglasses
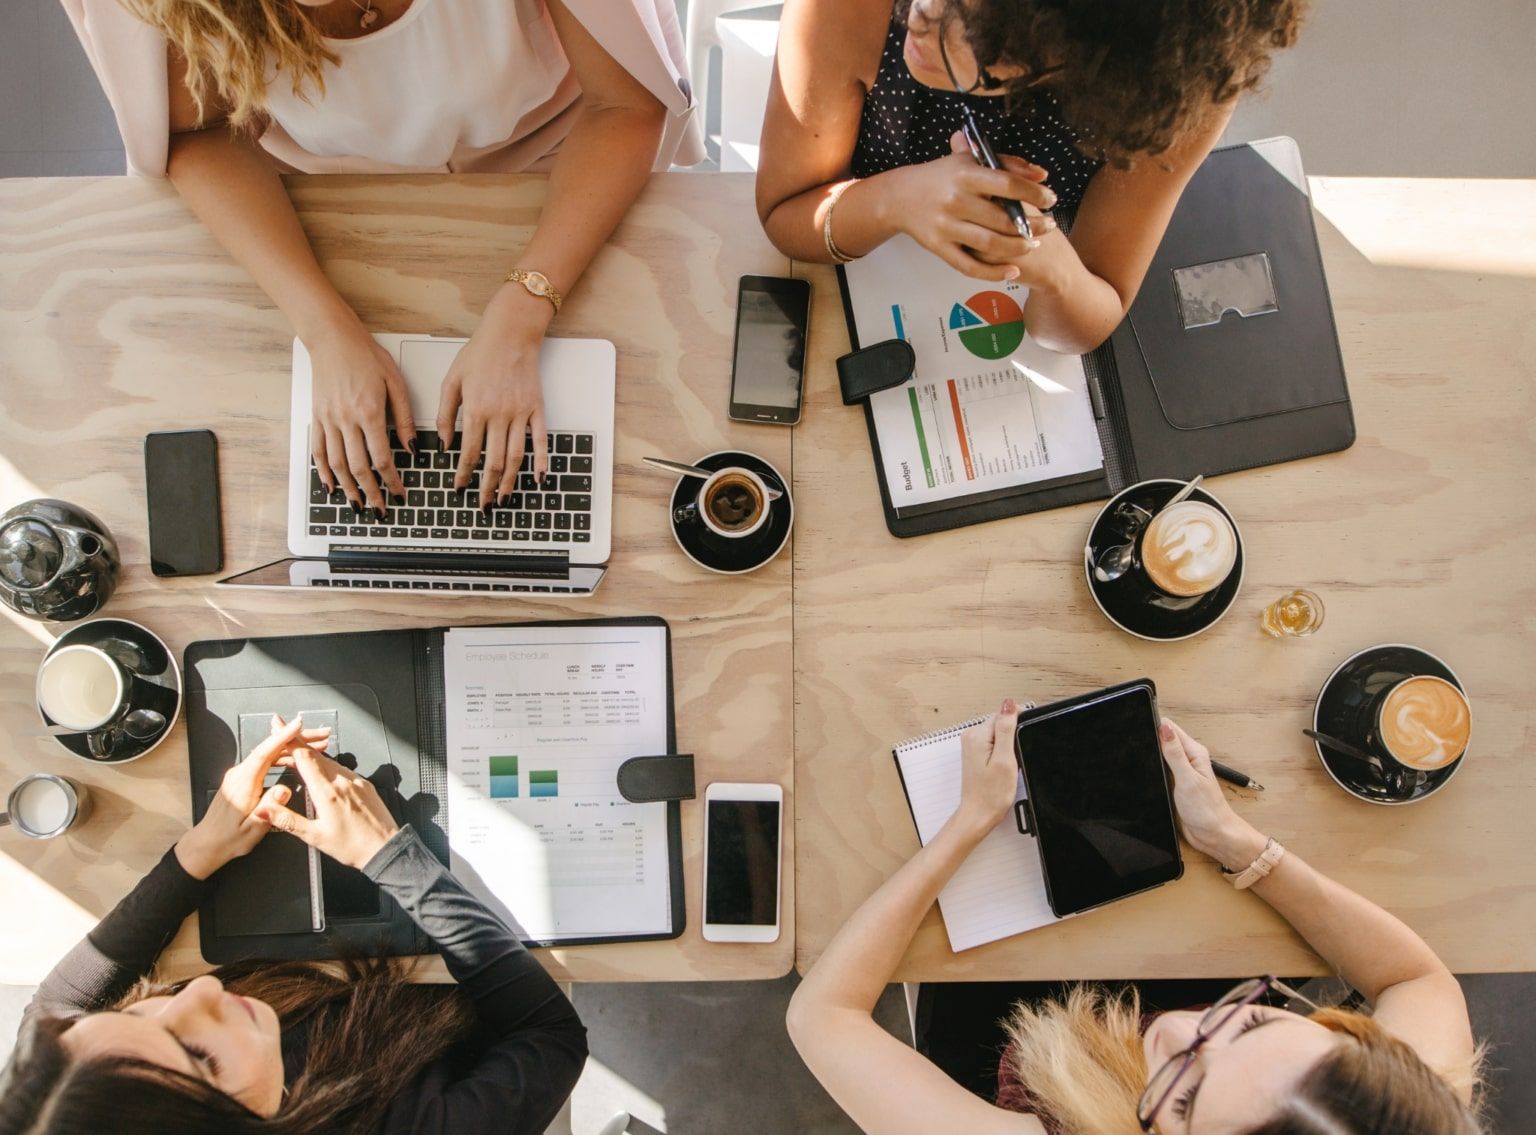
[[788, 702, 1483, 1134], [757, 0, 1305, 355]]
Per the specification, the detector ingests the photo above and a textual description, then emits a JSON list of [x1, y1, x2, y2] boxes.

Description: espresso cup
[[1137, 500, 1240, 598], [37, 644, 159, 758], [1369, 675, 1472, 772], [693, 467, 771, 540], [1, 773, 89, 839]]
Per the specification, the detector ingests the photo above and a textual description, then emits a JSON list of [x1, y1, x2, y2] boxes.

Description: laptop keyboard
[[307, 428, 596, 546]]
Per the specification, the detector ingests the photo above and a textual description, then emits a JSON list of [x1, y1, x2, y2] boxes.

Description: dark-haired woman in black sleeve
[[0, 714, 586, 1135], [757, 0, 1306, 354]]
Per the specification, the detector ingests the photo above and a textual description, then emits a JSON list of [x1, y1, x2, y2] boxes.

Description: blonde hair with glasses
[[1000, 984, 1484, 1134]]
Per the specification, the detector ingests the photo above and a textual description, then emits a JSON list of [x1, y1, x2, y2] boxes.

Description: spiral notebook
[[892, 714, 1061, 952]]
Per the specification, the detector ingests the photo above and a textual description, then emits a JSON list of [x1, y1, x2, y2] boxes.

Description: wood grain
[[791, 178, 1536, 980], [0, 173, 794, 984]]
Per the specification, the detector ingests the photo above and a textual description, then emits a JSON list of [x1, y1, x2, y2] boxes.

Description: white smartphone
[[702, 782, 784, 943]]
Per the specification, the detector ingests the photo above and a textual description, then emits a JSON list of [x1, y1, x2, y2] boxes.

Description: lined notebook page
[[895, 720, 1061, 952]]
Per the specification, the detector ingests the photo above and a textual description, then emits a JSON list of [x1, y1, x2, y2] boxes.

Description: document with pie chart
[[841, 235, 1104, 511]]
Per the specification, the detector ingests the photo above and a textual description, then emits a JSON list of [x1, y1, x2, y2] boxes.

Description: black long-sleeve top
[[23, 826, 587, 1134]]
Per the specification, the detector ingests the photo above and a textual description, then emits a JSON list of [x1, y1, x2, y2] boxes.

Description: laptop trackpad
[[397, 338, 466, 423]]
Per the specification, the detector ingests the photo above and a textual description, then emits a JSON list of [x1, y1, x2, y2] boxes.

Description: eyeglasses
[[1136, 976, 1319, 1132], [935, 16, 1004, 94]]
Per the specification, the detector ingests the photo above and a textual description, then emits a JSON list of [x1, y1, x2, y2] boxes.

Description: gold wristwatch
[[504, 268, 563, 314]]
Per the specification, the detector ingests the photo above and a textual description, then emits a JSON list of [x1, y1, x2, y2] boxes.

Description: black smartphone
[[144, 429, 223, 577], [728, 275, 811, 426], [1014, 680, 1183, 919]]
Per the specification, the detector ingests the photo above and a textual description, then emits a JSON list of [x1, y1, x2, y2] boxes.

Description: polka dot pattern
[[851, 17, 1103, 210]]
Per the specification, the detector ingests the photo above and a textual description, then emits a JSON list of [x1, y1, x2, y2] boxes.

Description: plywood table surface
[[791, 177, 1536, 980], [0, 172, 794, 984]]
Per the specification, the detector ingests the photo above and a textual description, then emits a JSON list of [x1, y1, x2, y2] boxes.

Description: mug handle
[[86, 729, 117, 760]]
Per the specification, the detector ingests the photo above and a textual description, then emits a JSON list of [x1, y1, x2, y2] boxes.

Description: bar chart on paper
[[441, 624, 675, 940]]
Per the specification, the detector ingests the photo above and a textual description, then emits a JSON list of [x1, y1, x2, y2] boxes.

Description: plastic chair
[[684, 0, 780, 150]]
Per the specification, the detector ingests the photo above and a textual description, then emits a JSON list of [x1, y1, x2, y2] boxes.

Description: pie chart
[[949, 291, 1025, 359]]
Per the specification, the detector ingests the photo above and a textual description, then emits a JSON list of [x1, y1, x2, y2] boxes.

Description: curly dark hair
[[901, 0, 1308, 164]]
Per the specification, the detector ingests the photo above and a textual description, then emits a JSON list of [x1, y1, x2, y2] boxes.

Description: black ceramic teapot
[[0, 500, 120, 622]]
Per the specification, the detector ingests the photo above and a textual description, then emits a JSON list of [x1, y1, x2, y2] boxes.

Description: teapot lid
[[0, 518, 63, 589]]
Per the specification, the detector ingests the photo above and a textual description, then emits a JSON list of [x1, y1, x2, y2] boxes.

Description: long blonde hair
[[120, 0, 339, 127], [1000, 985, 1484, 1134]]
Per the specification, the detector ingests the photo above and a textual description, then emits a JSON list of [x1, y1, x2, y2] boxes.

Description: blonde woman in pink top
[[63, 0, 697, 514]]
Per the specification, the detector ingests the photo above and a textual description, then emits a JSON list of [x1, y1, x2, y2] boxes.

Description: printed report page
[[844, 234, 1104, 510], [442, 624, 672, 941]]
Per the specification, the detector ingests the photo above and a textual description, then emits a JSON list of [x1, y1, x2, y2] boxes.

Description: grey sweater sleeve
[[24, 846, 210, 1025], [363, 826, 588, 1135]]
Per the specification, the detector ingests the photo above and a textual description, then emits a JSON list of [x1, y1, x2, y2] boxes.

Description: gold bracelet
[[504, 268, 562, 314], [823, 181, 857, 265], [1222, 836, 1285, 890]]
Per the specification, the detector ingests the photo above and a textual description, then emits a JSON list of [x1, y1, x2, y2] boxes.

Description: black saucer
[[670, 452, 793, 574], [39, 618, 182, 764], [1313, 644, 1466, 805], [1083, 480, 1244, 641]]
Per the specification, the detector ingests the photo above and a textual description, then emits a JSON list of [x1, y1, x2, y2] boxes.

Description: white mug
[[1, 774, 89, 839]]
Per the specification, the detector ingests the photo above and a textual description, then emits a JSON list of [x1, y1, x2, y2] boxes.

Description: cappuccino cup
[[1370, 675, 1472, 771], [685, 467, 772, 540], [1, 774, 89, 839], [1138, 500, 1239, 598], [37, 644, 158, 758]]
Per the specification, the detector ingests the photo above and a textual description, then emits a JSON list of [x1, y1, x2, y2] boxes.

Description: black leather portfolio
[[184, 617, 687, 963], [837, 136, 1354, 537]]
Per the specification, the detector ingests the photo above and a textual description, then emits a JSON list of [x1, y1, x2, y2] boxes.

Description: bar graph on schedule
[[442, 624, 675, 941], [904, 367, 1050, 489]]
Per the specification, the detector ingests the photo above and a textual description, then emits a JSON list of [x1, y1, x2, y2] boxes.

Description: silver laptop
[[219, 333, 615, 596]]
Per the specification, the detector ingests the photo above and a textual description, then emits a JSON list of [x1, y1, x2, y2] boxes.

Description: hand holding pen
[[956, 106, 1043, 244]]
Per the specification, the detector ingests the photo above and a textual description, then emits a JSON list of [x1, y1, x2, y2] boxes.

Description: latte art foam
[[1140, 501, 1238, 597], [1379, 676, 1471, 769]]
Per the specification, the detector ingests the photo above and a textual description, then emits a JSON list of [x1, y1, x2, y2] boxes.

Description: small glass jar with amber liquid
[[1260, 589, 1325, 637]]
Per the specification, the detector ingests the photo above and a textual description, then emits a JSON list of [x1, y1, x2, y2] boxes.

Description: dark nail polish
[[482, 501, 493, 515], [536, 471, 546, 487], [374, 508, 386, 522], [499, 494, 510, 508], [407, 438, 419, 456], [392, 493, 405, 506], [350, 501, 363, 516]]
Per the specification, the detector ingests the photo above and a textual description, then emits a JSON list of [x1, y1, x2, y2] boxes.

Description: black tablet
[[1014, 680, 1183, 918]]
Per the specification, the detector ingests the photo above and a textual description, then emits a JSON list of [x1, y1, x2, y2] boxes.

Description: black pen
[[1211, 760, 1264, 791], [958, 105, 1034, 241]]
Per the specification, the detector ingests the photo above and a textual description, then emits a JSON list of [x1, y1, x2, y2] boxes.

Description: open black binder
[[184, 616, 685, 963], [837, 136, 1355, 537]]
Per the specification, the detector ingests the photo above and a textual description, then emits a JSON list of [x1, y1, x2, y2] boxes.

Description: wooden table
[[0, 173, 794, 985], [792, 177, 1536, 980]]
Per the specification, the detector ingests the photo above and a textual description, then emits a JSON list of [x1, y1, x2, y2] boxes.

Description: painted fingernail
[[350, 501, 363, 516], [1159, 723, 1175, 741], [1026, 239, 1042, 251], [537, 471, 547, 486], [1003, 697, 1017, 714], [1005, 267, 1021, 281], [407, 438, 420, 456], [499, 494, 510, 508], [1043, 191, 1058, 207], [374, 508, 386, 522], [482, 502, 493, 515], [392, 492, 405, 506], [1039, 216, 1057, 233]]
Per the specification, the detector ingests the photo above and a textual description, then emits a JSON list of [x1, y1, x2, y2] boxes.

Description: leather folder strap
[[616, 753, 696, 803], [837, 339, 916, 404]]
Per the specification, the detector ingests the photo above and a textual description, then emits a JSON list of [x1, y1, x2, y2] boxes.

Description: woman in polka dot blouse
[[757, 0, 1306, 353]]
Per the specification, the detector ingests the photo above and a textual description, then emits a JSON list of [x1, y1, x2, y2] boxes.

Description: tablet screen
[[1016, 684, 1182, 917]]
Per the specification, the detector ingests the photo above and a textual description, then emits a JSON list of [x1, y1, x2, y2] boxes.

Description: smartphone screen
[[144, 430, 222, 576], [1016, 684, 1182, 917], [728, 276, 810, 425], [705, 797, 782, 926]]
